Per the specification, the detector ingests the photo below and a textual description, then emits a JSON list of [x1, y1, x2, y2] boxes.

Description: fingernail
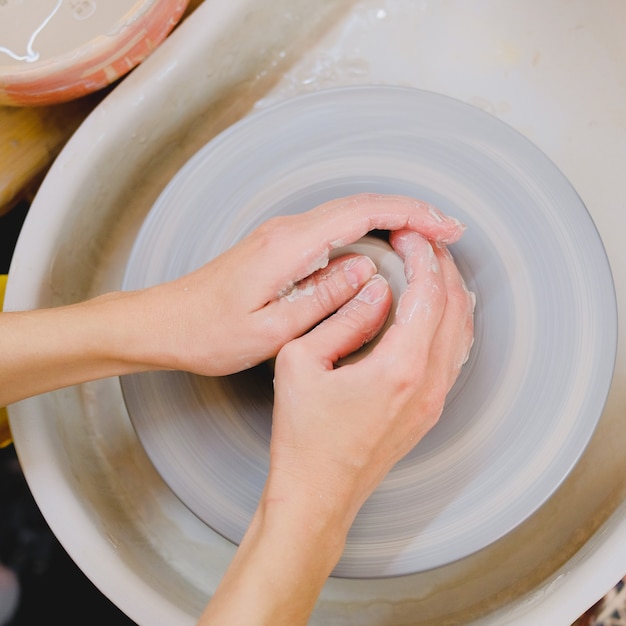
[[449, 216, 466, 230], [428, 204, 446, 223], [428, 203, 465, 229], [343, 255, 377, 289], [355, 274, 388, 304]]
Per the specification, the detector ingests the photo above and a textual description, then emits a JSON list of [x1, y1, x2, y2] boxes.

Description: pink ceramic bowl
[[0, 0, 189, 106]]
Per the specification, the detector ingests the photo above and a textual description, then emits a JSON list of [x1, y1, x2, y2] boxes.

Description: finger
[[375, 230, 446, 365], [262, 253, 378, 335], [285, 275, 393, 371], [427, 243, 476, 390], [276, 253, 376, 307], [307, 194, 465, 246], [244, 194, 464, 298]]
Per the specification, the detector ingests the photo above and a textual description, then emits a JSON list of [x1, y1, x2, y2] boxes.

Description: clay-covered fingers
[[268, 254, 378, 334], [246, 194, 465, 299], [305, 194, 465, 247], [427, 242, 475, 389], [382, 230, 448, 362], [277, 275, 393, 371], [388, 229, 474, 388]]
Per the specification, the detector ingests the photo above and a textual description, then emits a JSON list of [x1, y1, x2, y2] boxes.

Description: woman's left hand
[[130, 193, 465, 375]]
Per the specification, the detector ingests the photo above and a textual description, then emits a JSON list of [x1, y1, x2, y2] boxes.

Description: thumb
[[294, 274, 392, 369]]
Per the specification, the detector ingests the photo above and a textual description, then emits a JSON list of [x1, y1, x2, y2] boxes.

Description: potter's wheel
[[120, 86, 616, 578]]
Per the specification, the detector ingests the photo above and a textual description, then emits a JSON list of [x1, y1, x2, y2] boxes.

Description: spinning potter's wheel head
[[120, 86, 616, 578]]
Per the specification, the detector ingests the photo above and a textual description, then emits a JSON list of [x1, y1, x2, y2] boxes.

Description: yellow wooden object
[[0, 274, 10, 447], [0, 97, 101, 217]]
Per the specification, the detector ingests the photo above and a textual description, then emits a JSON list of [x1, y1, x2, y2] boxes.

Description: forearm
[[0, 291, 163, 407], [198, 483, 353, 626]]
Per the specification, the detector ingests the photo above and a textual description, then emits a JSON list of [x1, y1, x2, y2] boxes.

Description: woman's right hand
[[199, 218, 474, 626], [267, 228, 475, 537]]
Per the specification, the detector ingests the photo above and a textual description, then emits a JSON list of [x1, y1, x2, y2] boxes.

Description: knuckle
[[380, 357, 424, 400], [338, 297, 386, 342], [250, 215, 293, 251], [382, 361, 448, 427], [311, 273, 348, 313], [412, 383, 448, 431], [275, 339, 306, 370]]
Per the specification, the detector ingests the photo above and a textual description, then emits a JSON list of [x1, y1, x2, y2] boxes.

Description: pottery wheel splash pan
[[120, 86, 616, 579]]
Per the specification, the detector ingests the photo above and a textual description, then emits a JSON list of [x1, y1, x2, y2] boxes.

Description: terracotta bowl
[[0, 0, 189, 106]]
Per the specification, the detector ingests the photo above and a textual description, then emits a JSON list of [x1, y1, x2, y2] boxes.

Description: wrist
[[258, 480, 351, 570], [199, 481, 350, 626], [83, 288, 183, 374]]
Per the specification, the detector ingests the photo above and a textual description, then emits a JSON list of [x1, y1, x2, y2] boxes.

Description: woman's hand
[[0, 193, 463, 408], [200, 229, 475, 626], [268, 229, 475, 534], [127, 193, 465, 376]]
